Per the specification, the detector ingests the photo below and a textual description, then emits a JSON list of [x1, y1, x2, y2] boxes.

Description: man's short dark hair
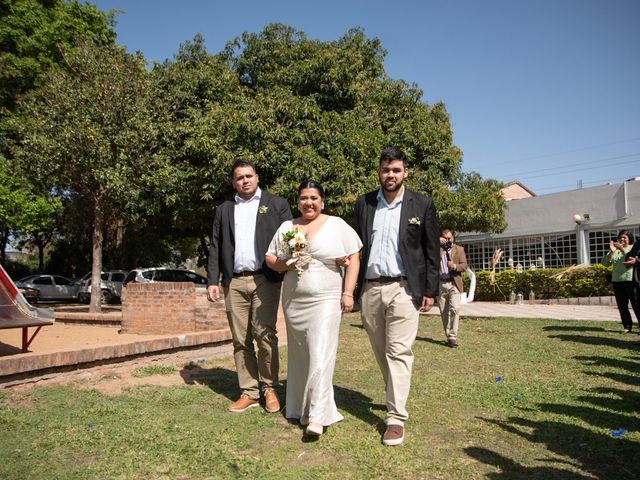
[[230, 159, 257, 178], [441, 228, 455, 238], [379, 147, 408, 166]]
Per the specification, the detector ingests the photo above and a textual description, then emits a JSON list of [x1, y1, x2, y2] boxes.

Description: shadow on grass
[[548, 334, 639, 350], [575, 353, 640, 388], [473, 416, 639, 479], [415, 335, 449, 347], [542, 326, 609, 332], [177, 365, 387, 432], [179, 365, 238, 401], [465, 446, 591, 480], [334, 384, 387, 434]]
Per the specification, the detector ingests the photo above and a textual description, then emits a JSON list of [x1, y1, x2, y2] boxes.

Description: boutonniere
[[259, 205, 269, 214], [408, 217, 420, 225]]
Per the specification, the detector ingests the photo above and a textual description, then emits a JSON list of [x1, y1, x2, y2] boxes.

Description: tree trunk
[[89, 195, 104, 313], [116, 219, 126, 270], [35, 236, 45, 272], [0, 229, 7, 266]]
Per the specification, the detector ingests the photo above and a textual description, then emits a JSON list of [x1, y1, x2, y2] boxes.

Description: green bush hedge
[[464, 264, 613, 301]]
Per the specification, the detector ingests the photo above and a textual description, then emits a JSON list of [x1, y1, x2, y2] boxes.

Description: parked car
[[77, 270, 128, 304], [123, 268, 207, 287], [17, 286, 40, 304], [15, 275, 79, 301]]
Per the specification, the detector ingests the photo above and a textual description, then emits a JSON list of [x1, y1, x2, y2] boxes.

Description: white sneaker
[[306, 422, 323, 436]]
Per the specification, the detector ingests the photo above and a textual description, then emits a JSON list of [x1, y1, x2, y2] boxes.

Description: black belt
[[368, 276, 406, 284], [440, 276, 452, 282], [233, 269, 263, 277]]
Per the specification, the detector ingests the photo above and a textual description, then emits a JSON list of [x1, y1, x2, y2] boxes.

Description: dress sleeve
[[266, 220, 291, 257], [338, 218, 363, 256]]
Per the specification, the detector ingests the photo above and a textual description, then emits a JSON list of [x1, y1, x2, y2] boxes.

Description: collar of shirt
[[376, 186, 404, 208], [234, 187, 262, 204]]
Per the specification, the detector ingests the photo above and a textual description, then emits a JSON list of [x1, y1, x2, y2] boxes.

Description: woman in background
[[602, 230, 640, 333]]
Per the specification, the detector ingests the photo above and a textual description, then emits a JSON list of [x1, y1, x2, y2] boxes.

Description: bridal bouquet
[[280, 228, 312, 276]]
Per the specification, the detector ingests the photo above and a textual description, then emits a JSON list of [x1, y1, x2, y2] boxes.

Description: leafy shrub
[[465, 264, 613, 301]]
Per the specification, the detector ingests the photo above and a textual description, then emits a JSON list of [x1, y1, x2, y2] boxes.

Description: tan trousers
[[361, 279, 420, 426], [438, 281, 461, 341], [224, 274, 281, 399]]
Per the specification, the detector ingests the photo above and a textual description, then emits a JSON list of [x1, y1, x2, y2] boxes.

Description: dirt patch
[[0, 323, 145, 356], [80, 370, 188, 396]]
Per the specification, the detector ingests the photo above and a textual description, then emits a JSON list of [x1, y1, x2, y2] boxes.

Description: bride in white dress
[[266, 180, 362, 437]]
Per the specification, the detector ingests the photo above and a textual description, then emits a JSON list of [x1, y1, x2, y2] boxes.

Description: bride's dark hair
[[298, 180, 325, 199]]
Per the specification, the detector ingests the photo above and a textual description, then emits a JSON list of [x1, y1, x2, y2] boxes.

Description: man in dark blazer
[[355, 147, 440, 446], [207, 159, 292, 413], [437, 228, 468, 347]]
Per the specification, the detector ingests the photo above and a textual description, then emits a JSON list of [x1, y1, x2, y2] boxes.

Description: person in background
[[437, 228, 467, 347], [623, 235, 640, 326], [602, 230, 640, 333]]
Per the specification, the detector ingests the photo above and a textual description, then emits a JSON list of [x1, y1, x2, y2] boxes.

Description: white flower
[[408, 217, 421, 225]]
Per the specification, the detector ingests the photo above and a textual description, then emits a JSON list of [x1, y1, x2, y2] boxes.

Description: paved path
[[423, 301, 621, 322]]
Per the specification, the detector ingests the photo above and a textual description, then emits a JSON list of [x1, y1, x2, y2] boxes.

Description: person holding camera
[[437, 228, 467, 347], [602, 230, 640, 333]]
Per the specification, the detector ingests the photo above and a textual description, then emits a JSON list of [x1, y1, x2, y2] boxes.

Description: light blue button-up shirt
[[365, 187, 406, 279]]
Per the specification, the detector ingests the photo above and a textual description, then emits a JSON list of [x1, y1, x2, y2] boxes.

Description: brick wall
[[121, 282, 286, 341], [121, 283, 227, 334]]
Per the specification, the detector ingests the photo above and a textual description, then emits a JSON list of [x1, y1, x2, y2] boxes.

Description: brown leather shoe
[[263, 387, 281, 413], [228, 394, 259, 413], [382, 424, 405, 446]]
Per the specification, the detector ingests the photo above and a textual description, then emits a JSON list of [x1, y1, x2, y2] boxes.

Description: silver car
[[77, 270, 128, 304], [123, 268, 207, 287], [15, 275, 80, 302]]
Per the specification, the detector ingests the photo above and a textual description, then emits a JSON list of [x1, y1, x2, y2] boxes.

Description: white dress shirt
[[233, 187, 262, 273], [365, 187, 406, 279]]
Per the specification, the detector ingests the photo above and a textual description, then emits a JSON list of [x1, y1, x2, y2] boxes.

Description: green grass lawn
[[1, 315, 639, 479]]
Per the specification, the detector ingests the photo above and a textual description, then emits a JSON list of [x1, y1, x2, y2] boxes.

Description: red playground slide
[[0, 264, 54, 353]]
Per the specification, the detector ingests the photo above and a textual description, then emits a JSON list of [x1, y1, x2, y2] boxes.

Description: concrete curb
[[0, 328, 232, 380]]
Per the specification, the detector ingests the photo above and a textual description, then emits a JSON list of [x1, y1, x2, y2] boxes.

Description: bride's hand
[[336, 256, 350, 267]]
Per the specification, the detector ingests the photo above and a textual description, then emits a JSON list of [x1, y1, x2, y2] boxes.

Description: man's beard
[[381, 178, 404, 192]]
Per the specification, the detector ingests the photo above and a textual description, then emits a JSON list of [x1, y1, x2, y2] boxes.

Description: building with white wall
[[457, 178, 640, 272]]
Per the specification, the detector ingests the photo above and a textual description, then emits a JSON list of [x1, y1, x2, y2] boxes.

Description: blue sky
[[92, 0, 640, 195]]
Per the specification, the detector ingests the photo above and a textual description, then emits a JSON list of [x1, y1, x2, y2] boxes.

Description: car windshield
[[123, 271, 137, 284]]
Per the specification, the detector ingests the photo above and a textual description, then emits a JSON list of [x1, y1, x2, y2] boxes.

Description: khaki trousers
[[361, 279, 420, 426], [438, 281, 461, 341], [224, 274, 281, 399]]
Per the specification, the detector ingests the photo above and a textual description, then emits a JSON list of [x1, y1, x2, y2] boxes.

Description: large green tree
[[157, 24, 506, 247], [10, 39, 179, 311], [0, 0, 115, 117]]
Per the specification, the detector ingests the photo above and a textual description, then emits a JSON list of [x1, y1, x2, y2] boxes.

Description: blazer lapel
[[365, 192, 377, 245], [399, 189, 413, 246], [228, 199, 236, 238], [254, 191, 270, 248]]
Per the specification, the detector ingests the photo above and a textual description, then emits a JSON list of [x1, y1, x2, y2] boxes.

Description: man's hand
[[207, 285, 220, 302], [419, 296, 434, 312], [623, 256, 638, 268], [447, 260, 455, 270], [336, 256, 350, 267]]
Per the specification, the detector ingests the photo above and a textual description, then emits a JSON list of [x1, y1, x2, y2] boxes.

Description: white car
[[123, 268, 207, 287], [77, 271, 128, 304]]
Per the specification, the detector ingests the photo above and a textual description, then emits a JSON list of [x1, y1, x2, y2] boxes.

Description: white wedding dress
[[267, 216, 362, 426]]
